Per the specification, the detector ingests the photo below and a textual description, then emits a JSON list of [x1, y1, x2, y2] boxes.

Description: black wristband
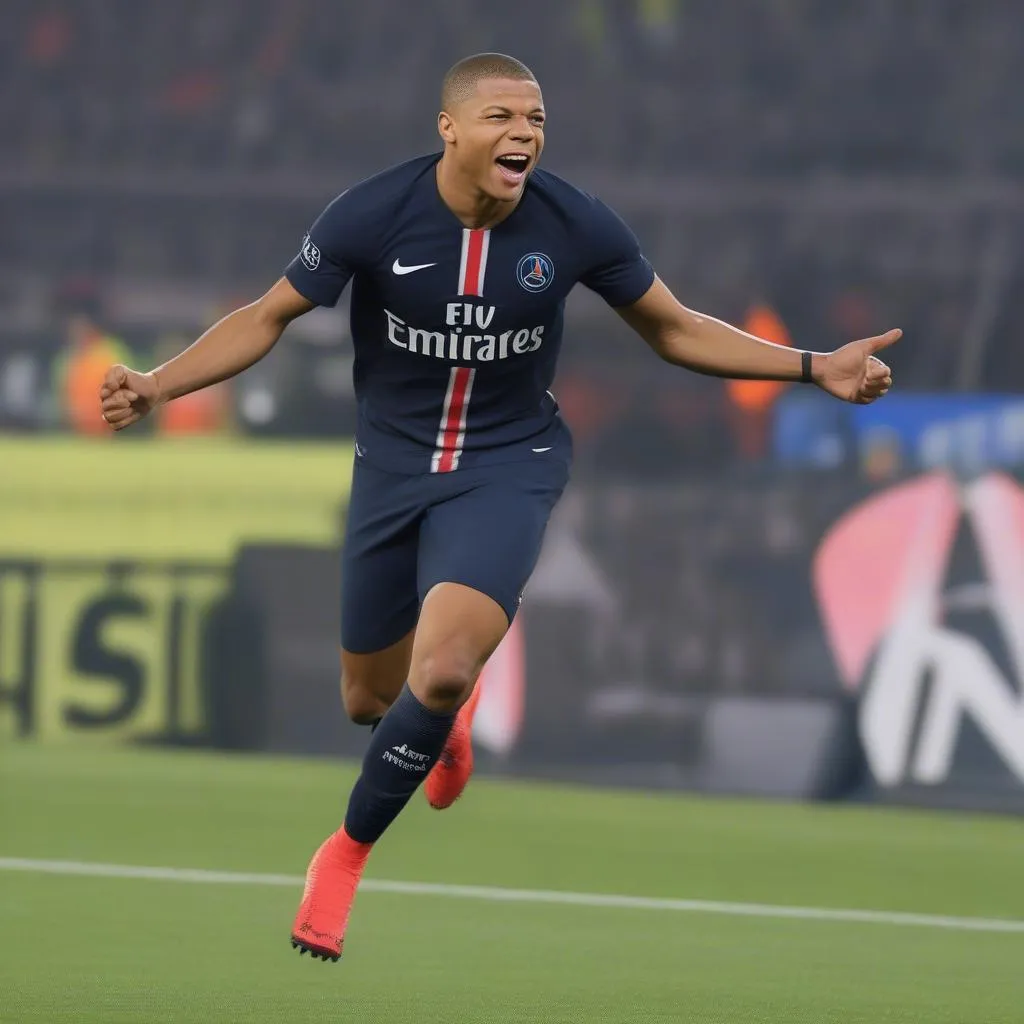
[[800, 350, 813, 383]]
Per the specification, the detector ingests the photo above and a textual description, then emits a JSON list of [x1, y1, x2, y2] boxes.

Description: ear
[[437, 111, 456, 145]]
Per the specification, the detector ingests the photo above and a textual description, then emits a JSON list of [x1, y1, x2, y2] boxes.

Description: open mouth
[[495, 153, 531, 183]]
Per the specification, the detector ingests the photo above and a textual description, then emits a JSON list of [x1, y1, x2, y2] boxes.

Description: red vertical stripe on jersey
[[434, 229, 490, 472], [433, 367, 475, 473], [458, 228, 489, 296]]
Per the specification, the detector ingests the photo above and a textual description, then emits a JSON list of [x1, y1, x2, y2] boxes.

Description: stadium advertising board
[[814, 471, 1024, 802], [775, 393, 1024, 473], [0, 561, 226, 743], [5, 437, 1021, 810], [489, 470, 1024, 809], [0, 437, 350, 744]]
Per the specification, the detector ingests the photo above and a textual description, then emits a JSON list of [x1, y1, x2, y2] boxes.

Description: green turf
[[2, 744, 1022, 1023]]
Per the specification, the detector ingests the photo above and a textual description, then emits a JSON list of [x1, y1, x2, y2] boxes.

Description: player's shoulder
[[341, 153, 440, 205], [313, 154, 440, 241], [525, 167, 626, 233], [526, 166, 601, 209]]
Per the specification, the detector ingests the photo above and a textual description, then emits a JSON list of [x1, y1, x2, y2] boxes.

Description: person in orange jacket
[[726, 304, 793, 458], [53, 314, 135, 435]]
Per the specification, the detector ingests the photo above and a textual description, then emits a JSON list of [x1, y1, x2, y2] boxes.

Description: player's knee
[[340, 673, 387, 725], [412, 652, 476, 713]]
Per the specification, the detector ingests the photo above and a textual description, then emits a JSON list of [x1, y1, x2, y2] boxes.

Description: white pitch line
[[2, 857, 1023, 935]]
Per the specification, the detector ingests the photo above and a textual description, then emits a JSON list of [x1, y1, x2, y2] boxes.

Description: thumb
[[866, 329, 902, 354]]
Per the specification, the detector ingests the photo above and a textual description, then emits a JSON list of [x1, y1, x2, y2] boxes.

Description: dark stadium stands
[[1, 0, 1022, 436]]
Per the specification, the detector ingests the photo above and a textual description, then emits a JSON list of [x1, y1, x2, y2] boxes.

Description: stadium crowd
[[2, 0, 1022, 445]]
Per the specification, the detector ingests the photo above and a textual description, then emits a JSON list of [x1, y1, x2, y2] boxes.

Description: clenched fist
[[99, 365, 161, 430]]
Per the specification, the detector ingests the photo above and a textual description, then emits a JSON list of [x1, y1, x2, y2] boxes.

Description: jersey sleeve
[[284, 190, 367, 308], [578, 198, 655, 307]]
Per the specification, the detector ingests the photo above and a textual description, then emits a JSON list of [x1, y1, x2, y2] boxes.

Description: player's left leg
[[290, 453, 569, 961], [415, 455, 568, 808], [290, 581, 507, 961]]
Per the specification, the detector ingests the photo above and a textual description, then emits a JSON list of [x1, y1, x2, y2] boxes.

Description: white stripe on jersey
[[450, 368, 476, 471], [431, 367, 460, 474], [475, 230, 491, 295], [457, 229, 471, 295]]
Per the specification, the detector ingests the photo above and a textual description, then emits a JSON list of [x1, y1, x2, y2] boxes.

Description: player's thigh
[[418, 457, 569, 627], [340, 460, 422, 656], [408, 458, 568, 711], [407, 582, 509, 711]]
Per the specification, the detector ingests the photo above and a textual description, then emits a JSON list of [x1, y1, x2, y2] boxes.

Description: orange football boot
[[423, 682, 483, 810], [290, 826, 372, 961]]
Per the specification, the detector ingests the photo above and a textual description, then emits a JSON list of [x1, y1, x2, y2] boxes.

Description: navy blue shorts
[[340, 451, 570, 653]]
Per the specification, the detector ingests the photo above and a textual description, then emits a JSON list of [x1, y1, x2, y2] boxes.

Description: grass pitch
[[2, 743, 1022, 1023]]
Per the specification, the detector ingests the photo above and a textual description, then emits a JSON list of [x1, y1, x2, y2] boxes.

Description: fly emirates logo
[[384, 303, 544, 362]]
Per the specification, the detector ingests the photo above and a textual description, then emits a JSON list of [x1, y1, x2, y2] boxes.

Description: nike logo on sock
[[532, 447, 553, 453], [392, 259, 437, 275]]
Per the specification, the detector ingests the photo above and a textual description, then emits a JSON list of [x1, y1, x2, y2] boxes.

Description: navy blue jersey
[[285, 153, 654, 474]]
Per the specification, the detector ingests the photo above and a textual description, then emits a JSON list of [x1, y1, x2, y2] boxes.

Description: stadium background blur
[[2, 5, 1024, 1021], [6, 0, 1024, 444]]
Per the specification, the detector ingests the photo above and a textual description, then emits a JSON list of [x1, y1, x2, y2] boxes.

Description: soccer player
[[99, 53, 897, 962]]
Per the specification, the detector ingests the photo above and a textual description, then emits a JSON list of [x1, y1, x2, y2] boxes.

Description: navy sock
[[344, 684, 456, 843]]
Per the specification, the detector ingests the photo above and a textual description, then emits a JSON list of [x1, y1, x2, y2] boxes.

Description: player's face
[[443, 78, 545, 201]]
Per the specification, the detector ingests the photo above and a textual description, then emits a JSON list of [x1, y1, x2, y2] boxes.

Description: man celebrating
[[99, 53, 896, 962]]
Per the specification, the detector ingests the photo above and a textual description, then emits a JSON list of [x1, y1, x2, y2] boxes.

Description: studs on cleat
[[291, 937, 341, 962]]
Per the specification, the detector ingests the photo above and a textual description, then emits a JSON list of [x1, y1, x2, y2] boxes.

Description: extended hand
[[99, 364, 161, 430], [816, 329, 900, 404]]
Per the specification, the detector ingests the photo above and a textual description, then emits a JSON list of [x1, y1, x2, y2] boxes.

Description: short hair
[[441, 53, 537, 110]]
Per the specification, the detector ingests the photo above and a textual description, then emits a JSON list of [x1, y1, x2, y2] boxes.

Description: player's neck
[[435, 156, 520, 231]]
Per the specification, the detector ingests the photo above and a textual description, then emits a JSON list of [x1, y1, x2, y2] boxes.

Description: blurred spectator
[[152, 334, 231, 435], [860, 427, 905, 484], [726, 304, 793, 460], [52, 314, 134, 435], [26, 9, 71, 67]]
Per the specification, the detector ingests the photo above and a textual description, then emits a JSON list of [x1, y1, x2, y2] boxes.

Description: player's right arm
[[99, 276, 313, 431], [101, 183, 372, 430]]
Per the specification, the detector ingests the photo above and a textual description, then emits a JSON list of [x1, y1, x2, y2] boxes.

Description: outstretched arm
[[99, 277, 314, 430], [617, 277, 897, 404]]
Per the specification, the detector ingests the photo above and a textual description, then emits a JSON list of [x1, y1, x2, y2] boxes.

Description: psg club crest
[[300, 235, 320, 271], [517, 252, 554, 292]]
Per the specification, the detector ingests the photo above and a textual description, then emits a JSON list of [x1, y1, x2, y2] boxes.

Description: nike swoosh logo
[[392, 259, 437, 275], [532, 447, 553, 453]]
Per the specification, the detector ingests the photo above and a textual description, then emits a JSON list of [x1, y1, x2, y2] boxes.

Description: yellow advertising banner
[[1, 437, 353, 742], [1, 436, 353, 559], [0, 562, 226, 742]]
